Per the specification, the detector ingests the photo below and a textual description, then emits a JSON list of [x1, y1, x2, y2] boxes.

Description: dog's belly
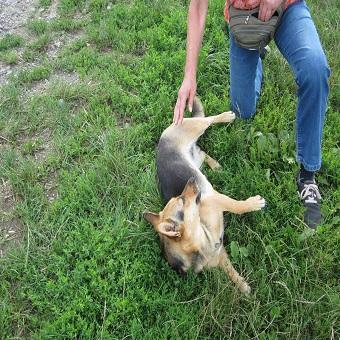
[[157, 138, 212, 202]]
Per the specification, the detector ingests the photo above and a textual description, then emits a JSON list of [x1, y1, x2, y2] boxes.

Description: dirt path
[[0, 0, 63, 84], [0, 0, 38, 257], [0, 0, 83, 257], [0, 0, 36, 35]]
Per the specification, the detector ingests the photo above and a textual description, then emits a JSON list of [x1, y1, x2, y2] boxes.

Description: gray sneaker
[[297, 179, 322, 229], [260, 45, 270, 60]]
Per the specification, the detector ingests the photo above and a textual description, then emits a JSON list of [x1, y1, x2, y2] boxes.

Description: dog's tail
[[192, 96, 205, 117]]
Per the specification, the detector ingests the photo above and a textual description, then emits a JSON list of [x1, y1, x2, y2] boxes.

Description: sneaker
[[259, 46, 270, 87], [259, 45, 271, 60], [297, 178, 322, 229]]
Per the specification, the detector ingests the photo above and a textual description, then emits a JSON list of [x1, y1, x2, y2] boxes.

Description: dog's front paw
[[221, 111, 236, 123], [246, 195, 266, 211]]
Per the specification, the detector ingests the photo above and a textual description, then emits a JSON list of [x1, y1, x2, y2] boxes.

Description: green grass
[[0, 0, 339, 338], [27, 19, 49, 35], [39, 0, 52, 6], [0, 34, 24, 51], [15, 64, 52, 84], [0, 50, 18, 65]]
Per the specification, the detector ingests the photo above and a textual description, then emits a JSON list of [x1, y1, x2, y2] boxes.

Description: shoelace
[[299, 183, 321, 204]]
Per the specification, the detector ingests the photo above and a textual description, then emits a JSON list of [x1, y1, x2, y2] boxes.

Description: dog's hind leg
[[190, 144, 221, 170], [168, 111, 236, 145], [199, 149, 221, 169], [191, 145, 221, 170], [219, 248, 251, 294], [206, 111, 236, 124]]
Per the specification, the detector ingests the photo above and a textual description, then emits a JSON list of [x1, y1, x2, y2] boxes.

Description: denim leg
[[230, 33, 262, 119], [274, 1, 330, 171]]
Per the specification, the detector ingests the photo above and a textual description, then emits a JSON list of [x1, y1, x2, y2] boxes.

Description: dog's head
[[144, 177, 202, 274]]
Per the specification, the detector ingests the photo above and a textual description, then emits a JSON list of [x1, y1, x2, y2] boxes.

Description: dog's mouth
[[185, 177, 200, 194], [181, 177, 201, 205]]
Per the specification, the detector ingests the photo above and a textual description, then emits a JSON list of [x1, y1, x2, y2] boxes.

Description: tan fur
[[204, 153, 221, 170], [144, 98, 265, 294]]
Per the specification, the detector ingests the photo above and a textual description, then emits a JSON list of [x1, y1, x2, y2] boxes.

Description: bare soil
[[0, 0, 36, 35], [0, 0, 70, 256], [0, 179, 23, 258]]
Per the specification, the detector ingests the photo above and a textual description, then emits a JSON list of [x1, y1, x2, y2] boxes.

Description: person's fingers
[[173, 79, 195, 124], [258, 2, 265, 21], [173, 98, 180, 124], [173, 97, 178, 123], [259, 2, 274, 21], [173, 95, 185, 125], [177, 95, 187, 124], [259, 7, 270, 21], [264, 8, 272, 21], [188, 90, 195, 113]]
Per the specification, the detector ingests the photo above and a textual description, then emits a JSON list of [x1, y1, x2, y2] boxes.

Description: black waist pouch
[[229, 4, 284, 50]]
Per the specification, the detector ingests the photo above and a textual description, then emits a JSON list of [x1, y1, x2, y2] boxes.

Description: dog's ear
[[157, 222, 181, 239], [143, 212, 160, 226], [144, 212, 181, 239]]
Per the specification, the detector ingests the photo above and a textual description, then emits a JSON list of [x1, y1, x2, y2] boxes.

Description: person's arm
[[173, 0, 209, 125], [259, 0, 283, 21]]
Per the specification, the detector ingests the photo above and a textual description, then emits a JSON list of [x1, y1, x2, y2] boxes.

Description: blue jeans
[[229, 1, 330, 171]]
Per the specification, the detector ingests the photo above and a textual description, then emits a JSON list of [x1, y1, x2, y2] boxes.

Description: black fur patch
[[161, 240, 186, 276], [171, 257, 186, 276], [157, 137, 200, 203], [195, 191, 201, 205], [176, 210, 184, 221]]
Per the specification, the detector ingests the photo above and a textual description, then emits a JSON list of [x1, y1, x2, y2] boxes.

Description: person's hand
[[173, 76, 197, 125], [259, 0, 282, 22]]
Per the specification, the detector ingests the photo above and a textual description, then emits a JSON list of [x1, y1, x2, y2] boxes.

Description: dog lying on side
[[144, 97, 265, 293]]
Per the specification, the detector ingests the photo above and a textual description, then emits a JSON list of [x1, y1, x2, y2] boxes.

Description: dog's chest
[[194, 217, 224, 270]]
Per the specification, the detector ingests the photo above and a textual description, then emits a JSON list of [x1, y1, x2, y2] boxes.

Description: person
[[173, 0, 330, 229]]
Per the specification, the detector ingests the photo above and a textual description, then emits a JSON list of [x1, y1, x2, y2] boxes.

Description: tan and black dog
[[144, 97, 265, 293]]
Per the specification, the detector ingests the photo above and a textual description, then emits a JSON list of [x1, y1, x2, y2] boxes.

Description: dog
[[144, 97, 265, 293]]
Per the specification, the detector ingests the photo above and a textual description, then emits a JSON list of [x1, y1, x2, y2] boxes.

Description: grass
[[0, 50, 18, 65], [0, 34, 24, 51], [0, 0, 339, 338], [27, 20, 49, 35]]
